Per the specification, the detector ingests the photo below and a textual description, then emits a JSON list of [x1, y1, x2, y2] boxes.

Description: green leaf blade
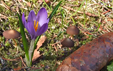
[[48, 1, 62, 21], [17, 13, 29, 61]]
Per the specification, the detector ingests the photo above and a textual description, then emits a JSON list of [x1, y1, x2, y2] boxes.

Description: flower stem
[[26, 39, 35, 67]]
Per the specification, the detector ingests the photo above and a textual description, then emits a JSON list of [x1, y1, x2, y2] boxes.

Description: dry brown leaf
[[32, 50, 41, 62], [32, 35, 47, 61], [36, 35, 47, 50]]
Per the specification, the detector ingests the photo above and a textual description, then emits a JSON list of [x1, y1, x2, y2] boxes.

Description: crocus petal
[[22, 8, 49, 39], [46, 18, 50, 24], [22, 13, 27, 27], [30, 34, 36, 39], [26, 22, 35, 38], [35, 23, 48, 36], [27, 10, 36, 22], [36, 8, 48, 27], [37, 18, 49, 30]]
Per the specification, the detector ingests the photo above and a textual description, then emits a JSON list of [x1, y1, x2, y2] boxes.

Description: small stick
[[2, 57, 20, 61], [1, 0, 10, 10], [20, 56, 26, 67]]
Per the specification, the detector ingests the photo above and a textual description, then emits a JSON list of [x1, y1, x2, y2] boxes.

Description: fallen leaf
[[36, 35, 47, 50], [32, 50, 41, 62], [32, 35, 47, 61]]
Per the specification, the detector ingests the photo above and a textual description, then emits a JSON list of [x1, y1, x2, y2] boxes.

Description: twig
[[51, 42, 61, 46], [1, 0, 10, 10], [20, 56, 27, 67], [1, 57, 20, 61], [102, 9, 111, 14], [51, 41, 61, 51]]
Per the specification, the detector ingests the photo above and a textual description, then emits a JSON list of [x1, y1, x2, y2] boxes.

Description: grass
[[0, 0, 113, 71]]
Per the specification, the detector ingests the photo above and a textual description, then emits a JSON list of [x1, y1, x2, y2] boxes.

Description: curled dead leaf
[[32, 35, 47, 61], [32, 50, 41, 62], [36, 35, 47, 50]]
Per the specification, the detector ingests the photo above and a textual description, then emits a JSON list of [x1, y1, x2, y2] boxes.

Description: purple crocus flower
[[22, 8, 49, 39]]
